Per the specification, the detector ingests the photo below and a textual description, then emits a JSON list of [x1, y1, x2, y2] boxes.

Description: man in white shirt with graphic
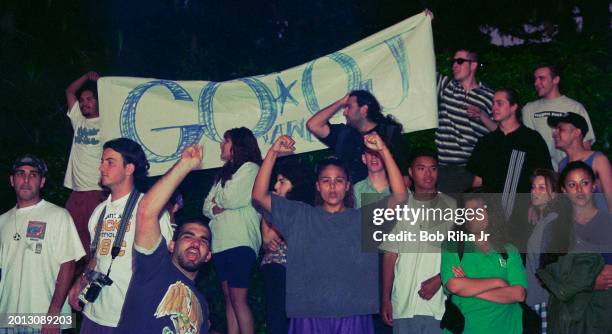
[[522, 64, 596, 170], [0, 154, 85, 333], [64, 71, 106, 272], [68, 138, 173, 333]]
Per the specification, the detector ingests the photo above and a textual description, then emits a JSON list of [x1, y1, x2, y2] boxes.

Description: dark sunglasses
[[453, 58, 475, 65]]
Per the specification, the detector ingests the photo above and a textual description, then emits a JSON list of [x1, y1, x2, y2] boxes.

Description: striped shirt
[[435, 74, 495, 165]]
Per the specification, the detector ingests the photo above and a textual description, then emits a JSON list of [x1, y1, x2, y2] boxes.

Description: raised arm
[[364, 132, 407, 204], [66, 71, 99, 109], [306, 95, 349, 139], [136, 145, 203, 250], [252, 135, 296, 213]]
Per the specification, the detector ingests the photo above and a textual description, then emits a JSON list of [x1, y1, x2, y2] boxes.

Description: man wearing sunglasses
[[435, 49, 497, 195]]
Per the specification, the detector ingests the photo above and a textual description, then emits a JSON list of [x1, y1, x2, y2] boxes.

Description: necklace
[[13, 209, 21, 241], [574, 208, 598, 225]]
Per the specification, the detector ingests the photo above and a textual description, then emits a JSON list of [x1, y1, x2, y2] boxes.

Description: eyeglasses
[[453, 58, 475, 65]]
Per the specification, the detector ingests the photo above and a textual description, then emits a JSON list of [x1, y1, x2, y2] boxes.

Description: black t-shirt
[[467, 125, 552, 193], [117, 238, 209, 334], [370, 122, 409, 173], [320, 123, 408, 184]]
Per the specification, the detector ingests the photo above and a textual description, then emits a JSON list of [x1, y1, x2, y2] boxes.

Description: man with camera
[[117, 145, 211, 333], [68, 138, 174, 333], [0, 154, 85, 333]]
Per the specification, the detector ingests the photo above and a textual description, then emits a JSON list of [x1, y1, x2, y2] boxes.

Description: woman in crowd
[[252, 133, 406, 334], [538, 161, 612, 334], [441, 190, 528, 334], [525, 169, 564, 334], [555, 121, 612, 213], [203, 127, 262, 334], [260, 157, 315, 334]]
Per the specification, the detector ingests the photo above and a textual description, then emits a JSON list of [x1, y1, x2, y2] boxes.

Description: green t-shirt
[[441, 241, 528, 334], [352, 177, 390, 208]]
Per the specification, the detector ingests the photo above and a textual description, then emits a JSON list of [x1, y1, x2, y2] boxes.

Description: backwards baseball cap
[[12, 154, 48, 176], [547, 112, 589, 137]]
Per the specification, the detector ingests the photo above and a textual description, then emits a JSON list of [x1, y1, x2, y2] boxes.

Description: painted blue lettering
[[120, 80, 201, 163], [365, 32, 412, 109], [198, 78, 278, 142], [301, 52, 365, 114]]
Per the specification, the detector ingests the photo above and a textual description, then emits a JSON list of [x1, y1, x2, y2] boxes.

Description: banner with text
[[98, 13, 437, 176]]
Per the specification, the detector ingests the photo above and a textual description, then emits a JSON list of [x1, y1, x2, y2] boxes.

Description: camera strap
[[90, 189, 141, 263]]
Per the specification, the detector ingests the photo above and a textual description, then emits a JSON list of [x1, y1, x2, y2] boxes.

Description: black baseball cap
[[12, 154, 48, 176], [547, 112, 589, 137]]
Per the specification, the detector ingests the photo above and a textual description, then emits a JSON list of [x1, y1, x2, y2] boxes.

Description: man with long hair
[[307, 90, 408, 183], [68, 138, 174, 333]]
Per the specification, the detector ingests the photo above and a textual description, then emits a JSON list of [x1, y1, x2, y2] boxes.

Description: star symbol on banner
[[275, 77, 298, 115]]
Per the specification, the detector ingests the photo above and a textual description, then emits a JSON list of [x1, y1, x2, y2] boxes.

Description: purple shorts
[[289, 315, 374, 334]]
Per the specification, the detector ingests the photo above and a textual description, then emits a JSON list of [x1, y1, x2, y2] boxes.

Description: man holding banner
[[434, 49, 496, 194], [96, 12, 437, 178], [64, 71, 107, 276], [307, 90, 408, 184]]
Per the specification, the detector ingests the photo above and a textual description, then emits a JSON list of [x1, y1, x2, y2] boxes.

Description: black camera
[[78, 271, 114, 306]]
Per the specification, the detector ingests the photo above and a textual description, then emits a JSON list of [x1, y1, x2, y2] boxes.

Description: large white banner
[[98, 13, 437, 176]]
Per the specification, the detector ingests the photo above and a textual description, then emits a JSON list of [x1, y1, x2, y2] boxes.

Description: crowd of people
[[0, 24, 611, 334]]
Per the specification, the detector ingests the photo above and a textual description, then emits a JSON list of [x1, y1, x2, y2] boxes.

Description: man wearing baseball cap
[[0, 154, 85, 332], [549, 113, 612, 212], [522, 64, 596, 170]]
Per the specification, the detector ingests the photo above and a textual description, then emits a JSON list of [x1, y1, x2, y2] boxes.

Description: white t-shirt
[[83, 193, 174, 327], [522, 95, 596, 170], [379, 193, 457, 320], [202, 162, 261, 253], [0, 200, 85, 329], [64, 101, 103, 191]]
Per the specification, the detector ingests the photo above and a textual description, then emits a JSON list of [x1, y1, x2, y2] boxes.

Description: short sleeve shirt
[[522, 96, 596, 170], [379, 193, 457, 320], [441, 242, 528, 334], [353, 177, 390, 209], [270, 195, 379, 318], [0, 200, 85, 328], [64, 101, 103, 191], [320, 123, 369, 183], [117, 237, 209, 334], [83, 193, 174, 327]]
